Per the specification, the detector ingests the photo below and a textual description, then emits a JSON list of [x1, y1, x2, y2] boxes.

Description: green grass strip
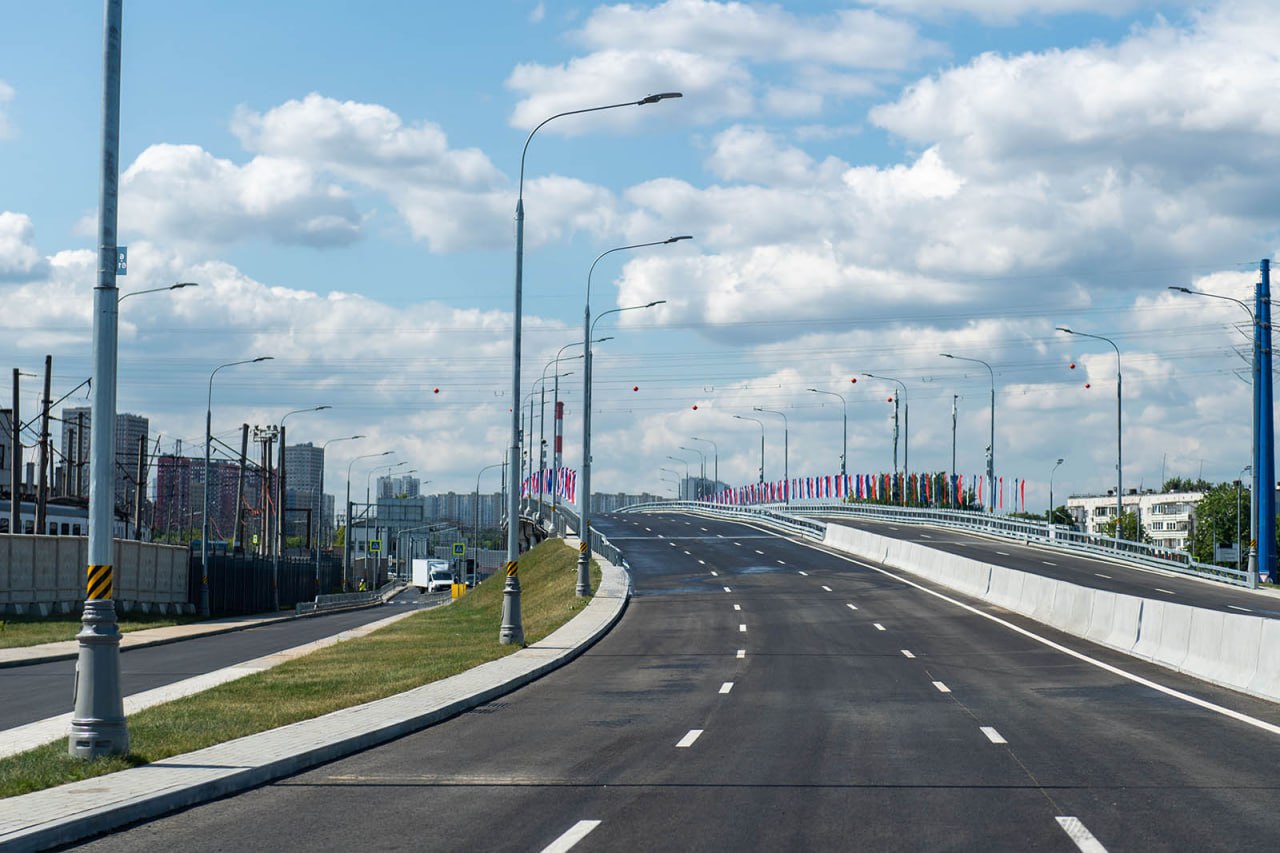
[[0, 614, 197, 650], [0, 540, 601, 799]]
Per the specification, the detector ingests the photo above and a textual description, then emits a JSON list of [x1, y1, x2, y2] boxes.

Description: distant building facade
[[1066, 489, 1203, 551], [60, 407, 149, 514]]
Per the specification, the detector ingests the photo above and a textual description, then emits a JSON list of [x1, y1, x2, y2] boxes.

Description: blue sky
[[2, 1, 1275, 508]]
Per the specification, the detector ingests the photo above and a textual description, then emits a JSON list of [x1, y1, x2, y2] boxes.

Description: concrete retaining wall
[[0, 535, 190, 616], [821, 523, 1280, 705]]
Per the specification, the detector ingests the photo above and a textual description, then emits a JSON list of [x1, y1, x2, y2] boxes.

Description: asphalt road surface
[[819, 514, 1280, 619], [0, 589, 437, 731], [74, 514, 1280, 851]]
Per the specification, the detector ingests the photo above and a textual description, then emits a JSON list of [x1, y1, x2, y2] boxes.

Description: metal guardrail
[[294, 581, 401, 616], [529, 503, 628, 571], [617, 499, 1251, 588]]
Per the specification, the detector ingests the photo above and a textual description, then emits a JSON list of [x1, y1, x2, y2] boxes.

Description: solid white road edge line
[[676, 729, 704, 748], [805, 544, 1280, 739], [981, 726, 1007, 744], [1055, 817, 1108, 853], [541, 820, 603, 853]]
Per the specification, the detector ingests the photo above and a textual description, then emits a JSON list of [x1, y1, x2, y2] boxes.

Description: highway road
[[817, 514, 1280, 619], [0, 590, 437, 731], [76, 513, 1280, 851]]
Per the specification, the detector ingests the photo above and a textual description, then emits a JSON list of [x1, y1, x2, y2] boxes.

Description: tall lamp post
[[200, 357, 272, 617], [689, 436, 718, 495], [666, 455, 691, 498], [806, 388, 847, 476], [576, 292, 665, 596], [734, 414, 765, 482], [507, 91, 682, 645], [941, 353, 995, 513], [863, 374, 908, 495], [274, 405, 330, 610], [1056, 328, 1122, 537], [536, 364, 576, 520], [679, 445, 706, 499], [117, 281, 198, 303], [1048, 457, 1064, 524], [316, 434, 363, 593], [753, 407, 789, 504], [345, 450, 392, 590], [474, 462, 504, 586], [1169, 284, 1260, 585]]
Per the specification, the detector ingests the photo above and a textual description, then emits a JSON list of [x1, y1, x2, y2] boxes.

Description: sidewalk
[[0, 549, 629, 852]]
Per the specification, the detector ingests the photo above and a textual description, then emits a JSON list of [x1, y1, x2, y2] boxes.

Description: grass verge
[[0, 614, 198, 650], [0, 540, 602, 799]]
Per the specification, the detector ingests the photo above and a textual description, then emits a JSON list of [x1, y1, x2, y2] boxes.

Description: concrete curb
[[0, 549, 630, 852]]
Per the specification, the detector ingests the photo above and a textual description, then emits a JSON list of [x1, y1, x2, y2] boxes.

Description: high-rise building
[[285, 442, 325, 543], [0, 408, 12, 495], [154, 455, 261, 546], [378, 474, 420, 499], [60, 407, 149, 514]]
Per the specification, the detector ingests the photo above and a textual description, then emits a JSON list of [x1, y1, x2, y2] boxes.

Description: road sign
[[453, 542, 466, 556], [116, 246, 127, 276], [369, 539, 381, 553], [251, 534, 259, 546]]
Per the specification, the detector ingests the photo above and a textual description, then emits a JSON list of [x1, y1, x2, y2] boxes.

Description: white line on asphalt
[[669, 542, 677, 547], [676, 729, 704, 748], [1229, 605, 1254, 613], [724, 586, 732, 593], [701, 527, 708, 532], [719, 682, 734, 694], [683, 550, 691, 555], [1056, 817, 1108, 853], [981, 726, 1007, 744], [810, 546, 1280, 739], [737, 649, 746, 659], [1094, 573, 1111, 579], [739, 624, 747, 632], [733, 604, 741, 611], [889, 526, 900, 530], [798, 571, 808, 576], [645, 527, 651, 532], [541, 820, 603, 853], [822, 585, 833, 592], [699, 559, 706, 565], [711, 570, 719, 576], [932, 681, 951, 693], [1155, 588, 1176, 595], [920, 533, 932, 538], [755, 549, 765, 555], [901, 650, 915, 658], [996, 551, 1010, 556], [734, 542, 742, 546], [777, 560, 786, 565], [873, 623, 886, 631], [1043, 560, 1057, 566], [846, 603, 858, 611]]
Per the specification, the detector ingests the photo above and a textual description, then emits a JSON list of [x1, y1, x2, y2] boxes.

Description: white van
[[412, 558, 454, 594]]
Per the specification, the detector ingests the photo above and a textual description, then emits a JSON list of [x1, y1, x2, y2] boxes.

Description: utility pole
[[133, 434, 145, 539], [234, 424, 248, 551], [10, 369, 20, 534], [1257, 258, 1275, 584], [951, 395, 958, 508], [274, 424, 286, 611], [35, 354, 52, 535]]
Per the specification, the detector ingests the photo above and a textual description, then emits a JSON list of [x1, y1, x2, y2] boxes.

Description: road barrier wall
[[821, 522, 1279, 704], [0, 535, 189, 616]]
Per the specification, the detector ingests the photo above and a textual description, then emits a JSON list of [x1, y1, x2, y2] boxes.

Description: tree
[[1049, 506, 1074, 526], [1100, 511, 1148, 543], [1163, 476, 1212, 493], [1190, 482, 1249, 565]]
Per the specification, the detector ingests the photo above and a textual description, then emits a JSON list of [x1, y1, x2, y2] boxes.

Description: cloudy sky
[[1, 0, 1274, 510]]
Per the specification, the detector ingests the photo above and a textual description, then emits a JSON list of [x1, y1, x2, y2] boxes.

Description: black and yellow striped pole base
[[499, 560, 524, 646], [69, 564, 129, 758], [87, 564, 113, 600]]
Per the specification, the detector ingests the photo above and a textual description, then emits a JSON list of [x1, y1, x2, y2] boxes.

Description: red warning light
[[1069, 363, 1076, 370], [850, 377, 857, 384], [1084, 383, 1091, 389], [692, 404, 699, 410], [633, 386, 639, 392], [433, 388, 440, 394]]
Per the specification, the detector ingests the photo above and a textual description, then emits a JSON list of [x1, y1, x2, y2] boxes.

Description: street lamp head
[[1056, 327, 1074, 335], [638, 92, 683, 105], [645, 300, 667, 308], [939, 353, 953, 359], [594, 336, 615, 344], [313, 405, 332, 412], [171, 282, 198, 290], [1057, 458, 1065, 464], [1168, 286, 1192, 294], [252, 356, 273, 363], [665, 235, 693, 243]]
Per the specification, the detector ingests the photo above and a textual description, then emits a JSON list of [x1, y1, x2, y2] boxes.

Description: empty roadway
[[75, 514, 1280, 851]]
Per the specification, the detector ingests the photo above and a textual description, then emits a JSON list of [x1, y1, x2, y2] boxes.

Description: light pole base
[[68, 600, 129, 758], [575, 551, 592, 598], [499, 572, 524, 646]]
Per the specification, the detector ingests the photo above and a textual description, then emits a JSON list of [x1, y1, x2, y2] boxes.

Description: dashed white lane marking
[[980, 726, 1007, 744], [1155, 588, 1176, 595], [822, 585, 833, 592], [873, 623, 886, 631], [777, 560, 786, 565], [710, 571, 719, 576], [733, 604, 741, 611], [734, 542, 742, 546], [901, 650, 915, 658], [1043, 560, 1057, 566], [676, 729, 704, 748], [1094, 573, 1111, 579], [736, 649, 746, 659], [739, 624, 747, 632], [996, 551, 1010, 556], [755, 549, 765, 555], [846, 603, 858, 611], [683, 550, 691, 555], [541, 820, 603, 853], [698, 559, 706, 565], [932, 681, 951, 693], [1056, 816, 1108, 853], [644, 527, 651, 532], [889, 526, 900, 530], [920, 533, 932, 538], [798, 571, 808, 576], [701, 527, 708, 532], [719, 682, 734, 694], [1229, 605, 1254, 613], [723, 586, 732, 593]]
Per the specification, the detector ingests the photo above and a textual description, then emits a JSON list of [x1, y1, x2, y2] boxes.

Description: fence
[[189, 552, 345, 616]]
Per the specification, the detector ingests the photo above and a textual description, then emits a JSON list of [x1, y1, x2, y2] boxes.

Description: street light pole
[[1057, 328, 1122, 536], [316, 435, 363, 594], [507, 92, 682, 644], [344, 451, 391, 590], [1049, 458, 1064, 524], [666, 455, 691, 498], [689, 436, 718, 496], [941, 354, 995, 513], [863, 374, 909, 500], [579, 291, 672, 597], [806, 389, 847, 476], [753, 407, 789, 504], [274, 405, 330, 610], [201, 357, 272, 617], [474, 462, 504, 586], [734, 415, 765, 483], [679, 445, 706, 499], [117, 281, 198, 303]]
